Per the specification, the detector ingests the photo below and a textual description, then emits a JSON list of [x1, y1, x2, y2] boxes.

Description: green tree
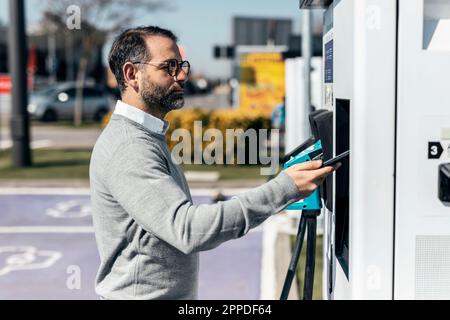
[[41, 0, 173, 126]]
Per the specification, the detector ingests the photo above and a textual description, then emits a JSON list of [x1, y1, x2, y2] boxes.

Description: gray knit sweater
[[89, 113, 301, 299]]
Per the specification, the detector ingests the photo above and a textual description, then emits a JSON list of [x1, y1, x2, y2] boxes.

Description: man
[[89, 26, 337, 300]]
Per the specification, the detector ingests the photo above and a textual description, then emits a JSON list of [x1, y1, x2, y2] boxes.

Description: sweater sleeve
[[106, 141, 301, 254]]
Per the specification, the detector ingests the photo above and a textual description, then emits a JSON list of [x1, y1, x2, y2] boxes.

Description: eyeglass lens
[[167, 60, 190, 76]]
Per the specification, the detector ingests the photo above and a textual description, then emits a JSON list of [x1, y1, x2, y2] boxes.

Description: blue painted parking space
[[0, 192, 262, 299], [0, 195, 93, 226], [0, 233, 99, 300], [199, 232, 262, 300]]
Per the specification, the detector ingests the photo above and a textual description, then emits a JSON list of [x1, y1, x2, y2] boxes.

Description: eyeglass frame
[[131, 59, 190, 77]]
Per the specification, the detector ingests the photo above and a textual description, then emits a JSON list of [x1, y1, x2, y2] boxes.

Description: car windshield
[[33, 86, 58, 96]]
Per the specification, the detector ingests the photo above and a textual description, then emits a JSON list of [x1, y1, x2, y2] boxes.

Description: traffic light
[[226, 46, 235, 59], [213, 45, 235, 59], [213, 46, 222, 58]]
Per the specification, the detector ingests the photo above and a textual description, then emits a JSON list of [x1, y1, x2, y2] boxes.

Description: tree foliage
[[40, 0, 173, 126]]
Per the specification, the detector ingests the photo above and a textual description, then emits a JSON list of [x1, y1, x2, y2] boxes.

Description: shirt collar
[[113, 100, 169, 135]]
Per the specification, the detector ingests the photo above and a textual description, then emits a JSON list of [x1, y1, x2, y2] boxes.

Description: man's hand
[[284, 160, 340, 199]]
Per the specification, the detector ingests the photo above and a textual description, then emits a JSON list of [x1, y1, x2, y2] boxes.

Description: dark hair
[[108, 26, 178, 92]]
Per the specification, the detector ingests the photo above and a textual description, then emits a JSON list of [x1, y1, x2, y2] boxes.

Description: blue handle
[[283, 140, 323, 211]]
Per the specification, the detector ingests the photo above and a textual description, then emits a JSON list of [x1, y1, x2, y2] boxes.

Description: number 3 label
[[428, 142, 443, 159]]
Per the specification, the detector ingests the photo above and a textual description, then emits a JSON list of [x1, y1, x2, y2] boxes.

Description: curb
[[260, 214, 299, 300], [0, 179, 266, 189]]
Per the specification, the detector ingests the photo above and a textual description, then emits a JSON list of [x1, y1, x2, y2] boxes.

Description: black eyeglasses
[[132, 59, 190, 77]]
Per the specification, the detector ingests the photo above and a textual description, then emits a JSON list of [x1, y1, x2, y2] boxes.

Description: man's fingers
[[333, 162, 342, 170], [285, 160, 343, 196], [309, 165, 335, 178], [290, 160, 323, 171]]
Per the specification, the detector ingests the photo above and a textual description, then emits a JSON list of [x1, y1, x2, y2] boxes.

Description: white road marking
[[0, 225, 261, 235], [0, 246, 62, 277], [0, 188, 91, 195], [30, 140, 53, 149], [46, 200, 91, 219], [0, 189, 256, 236], [0, 139, 53, 150], [0, 188, 250, 196]]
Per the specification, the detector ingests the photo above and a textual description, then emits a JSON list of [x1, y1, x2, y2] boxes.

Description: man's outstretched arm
[[106, 141, 335, 254]]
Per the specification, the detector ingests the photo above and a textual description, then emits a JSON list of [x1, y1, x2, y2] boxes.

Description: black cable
[[280, 215, 307, 300], [303, 216, 317, 300]]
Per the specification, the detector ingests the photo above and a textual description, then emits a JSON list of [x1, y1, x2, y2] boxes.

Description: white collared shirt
[[113, 100, 169, 135]]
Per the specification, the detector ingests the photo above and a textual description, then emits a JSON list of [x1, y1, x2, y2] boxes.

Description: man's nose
[[174, 68, 188, 83]]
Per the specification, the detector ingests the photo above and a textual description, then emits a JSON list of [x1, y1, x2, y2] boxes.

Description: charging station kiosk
[[297, 0, 450, 299]]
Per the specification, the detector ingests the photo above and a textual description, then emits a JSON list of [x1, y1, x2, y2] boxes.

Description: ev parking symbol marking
[[0, 246, 62, 277], [46, 200, 91, 219]]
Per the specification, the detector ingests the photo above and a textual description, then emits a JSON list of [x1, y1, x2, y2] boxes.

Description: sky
[[0, 0, 322, 78]]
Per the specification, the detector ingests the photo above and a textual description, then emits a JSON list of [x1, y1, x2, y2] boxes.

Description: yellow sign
[[239, 52, 285, 116]]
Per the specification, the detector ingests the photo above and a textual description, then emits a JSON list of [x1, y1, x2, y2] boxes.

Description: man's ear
[[122, 62, 139, 92]]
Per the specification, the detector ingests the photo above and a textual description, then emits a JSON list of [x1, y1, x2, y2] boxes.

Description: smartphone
[[321, 150, 350, 168]]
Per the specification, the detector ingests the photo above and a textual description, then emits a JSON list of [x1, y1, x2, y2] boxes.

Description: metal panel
[[415, 236, 450, 299], [331, 0, 397, 299], [394, 0, 450, 299]]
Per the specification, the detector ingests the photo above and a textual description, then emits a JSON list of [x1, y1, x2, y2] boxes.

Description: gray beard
[[141, 82, 185, 114]]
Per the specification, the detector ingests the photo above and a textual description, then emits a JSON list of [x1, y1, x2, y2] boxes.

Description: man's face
[[139, 36, 188, 113]]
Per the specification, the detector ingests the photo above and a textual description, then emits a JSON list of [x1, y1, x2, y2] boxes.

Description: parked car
[[28, 82, 113, 122], [184, 77, 212, 95]]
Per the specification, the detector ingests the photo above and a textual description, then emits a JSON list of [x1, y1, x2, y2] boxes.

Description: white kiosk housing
[[300, 0, 450, 299]]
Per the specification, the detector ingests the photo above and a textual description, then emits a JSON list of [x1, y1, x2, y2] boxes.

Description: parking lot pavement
[[1, 124, 102, 150], [0, 191, 263, 300]]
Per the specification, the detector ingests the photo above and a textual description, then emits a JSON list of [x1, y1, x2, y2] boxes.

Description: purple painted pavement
[[0, 194, 262, 299]]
